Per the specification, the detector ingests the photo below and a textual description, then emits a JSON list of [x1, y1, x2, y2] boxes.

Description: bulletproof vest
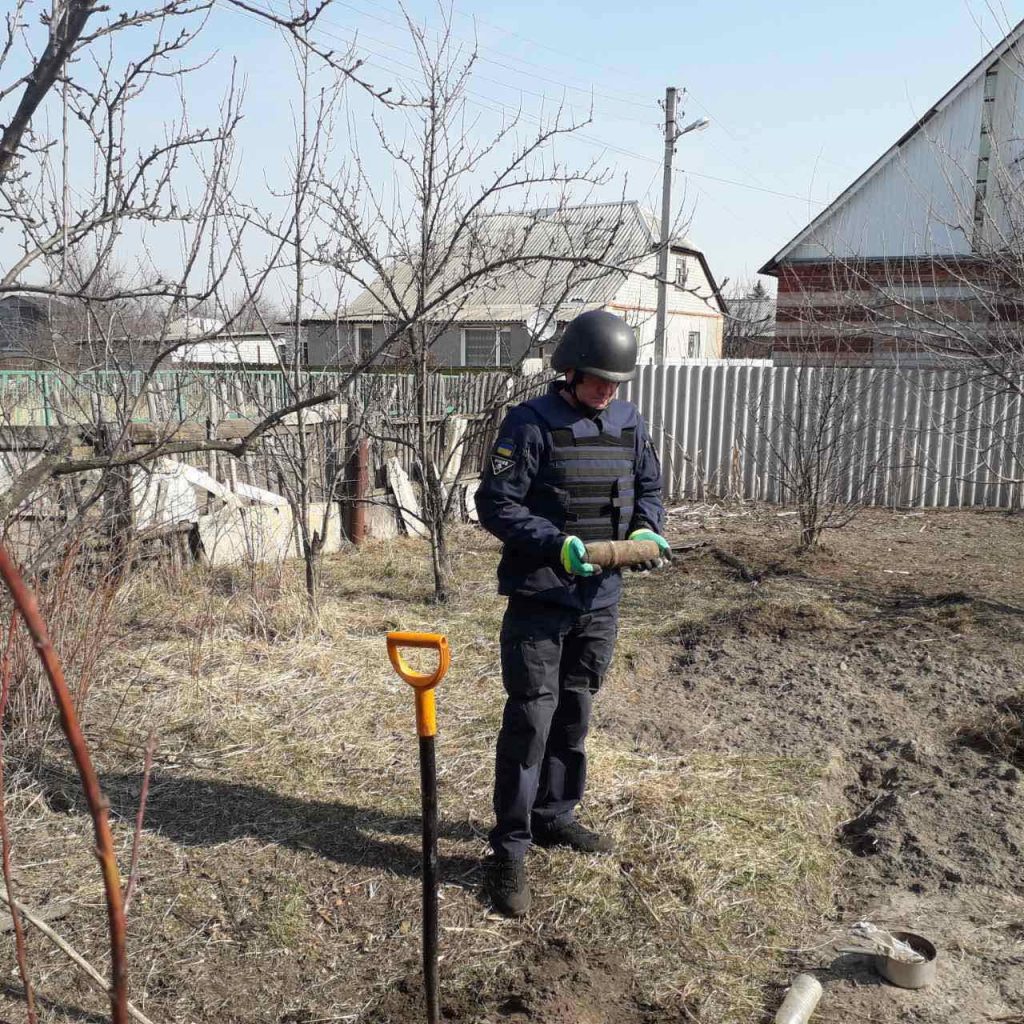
[[527, 396, 638, 544]]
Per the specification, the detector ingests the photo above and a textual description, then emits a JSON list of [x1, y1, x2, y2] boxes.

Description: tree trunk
[[416, 329, 453, 603], [426, 457, 452, 603]]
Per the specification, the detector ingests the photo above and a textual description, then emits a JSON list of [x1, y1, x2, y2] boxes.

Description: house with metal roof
[[298, 201, 725, 368], [760, 19, 1024, 363], [0, 293, 72, 365], [162, 317, 288, 367]]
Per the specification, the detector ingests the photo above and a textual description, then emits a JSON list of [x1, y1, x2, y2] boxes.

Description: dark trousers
[[490, 596, 620, 860]]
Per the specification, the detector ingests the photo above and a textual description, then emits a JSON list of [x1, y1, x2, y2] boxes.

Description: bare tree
[[234, 4, 351, 614], [0, 1, 407, 566], [750, 360, 889, 551], [723, 279, 774, 359], [0, 0, 669, 603], [313, 11, 648, 601]]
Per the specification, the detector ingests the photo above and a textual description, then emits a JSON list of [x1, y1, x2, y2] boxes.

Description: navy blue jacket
[[475, 382, 665, 610]]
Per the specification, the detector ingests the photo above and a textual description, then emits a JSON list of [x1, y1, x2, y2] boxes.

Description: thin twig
[[123, 729, 157, 918], [618, 865, 664, 926], [708, 545, 762, 583], [0, 608, 37, 1023], [0, 545, 129, 1024], [0, 890, 157, 1024]]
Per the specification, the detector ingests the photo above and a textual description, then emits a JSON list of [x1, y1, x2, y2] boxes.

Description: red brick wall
[[770, 258, 1011, 362], [776, 258, 1003, 294]]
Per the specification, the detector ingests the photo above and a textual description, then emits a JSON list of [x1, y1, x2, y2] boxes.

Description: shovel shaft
[[419, 735, 439, 1024], [386, 631, 448, 1024]]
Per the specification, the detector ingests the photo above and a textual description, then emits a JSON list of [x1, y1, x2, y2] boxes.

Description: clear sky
[[196, 0, 1024, 298], [18, 0, 1024, 306]]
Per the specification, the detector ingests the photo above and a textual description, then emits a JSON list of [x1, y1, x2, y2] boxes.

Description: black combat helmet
[[550, 310, 638, 382]]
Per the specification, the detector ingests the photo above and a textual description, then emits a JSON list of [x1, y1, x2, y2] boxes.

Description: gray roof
[[760, 17, 1024, 274], [726, 294, 776, 337], [308, 201, 699, 324]]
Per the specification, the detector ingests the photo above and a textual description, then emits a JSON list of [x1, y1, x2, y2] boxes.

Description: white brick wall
[[607, 251, 724, 361], [170, 336, 284, 365]]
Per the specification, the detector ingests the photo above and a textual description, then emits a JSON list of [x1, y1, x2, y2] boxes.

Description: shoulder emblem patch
[[490, 455, 515, 475]]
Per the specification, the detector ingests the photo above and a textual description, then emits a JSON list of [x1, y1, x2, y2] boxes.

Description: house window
[[355, 325, 373, 360], [674, 257, 688, 288], [687, 331, 701, 357], [463, 327, 512, 366]]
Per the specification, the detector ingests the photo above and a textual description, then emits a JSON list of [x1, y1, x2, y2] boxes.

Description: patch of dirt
[[370, 941, 669, 1024], [2, 507, 1022, 1024], [602, 507, 1024, 1023]]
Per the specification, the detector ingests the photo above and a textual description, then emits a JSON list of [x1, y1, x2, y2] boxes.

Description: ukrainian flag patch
[[490, 437, 516, 475]]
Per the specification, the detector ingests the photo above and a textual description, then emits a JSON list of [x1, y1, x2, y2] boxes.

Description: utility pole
[[655, 86, 677, 364], [654, 89, 708, 363]]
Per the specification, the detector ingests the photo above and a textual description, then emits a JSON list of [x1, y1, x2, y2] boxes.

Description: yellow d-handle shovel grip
[[386, 631, 450, 1024], [386, 631, 450, 737]]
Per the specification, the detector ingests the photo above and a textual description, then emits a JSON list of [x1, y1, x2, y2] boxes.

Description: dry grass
[[543, 750, 836, 1018], [957, 697, 1024, 768], [0, 528, 840, 1023]]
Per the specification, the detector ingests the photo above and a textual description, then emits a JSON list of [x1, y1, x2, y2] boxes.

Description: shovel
[[386, 631, 451, 1024]]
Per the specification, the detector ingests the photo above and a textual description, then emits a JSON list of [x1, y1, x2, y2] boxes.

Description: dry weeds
[[1, 528, 839, 1023], [957, 697, 1024, 768]]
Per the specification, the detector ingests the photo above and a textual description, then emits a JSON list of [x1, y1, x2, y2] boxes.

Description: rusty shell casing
[[583, 539, 662, 568]]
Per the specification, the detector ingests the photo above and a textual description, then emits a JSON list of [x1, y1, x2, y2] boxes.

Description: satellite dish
[[524, 308, 556, 343]]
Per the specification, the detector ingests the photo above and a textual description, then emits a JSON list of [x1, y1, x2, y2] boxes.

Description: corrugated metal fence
[[0, 369, 517, 426], [625, 364, 1024, 509], [1, 365, 1021, 509]]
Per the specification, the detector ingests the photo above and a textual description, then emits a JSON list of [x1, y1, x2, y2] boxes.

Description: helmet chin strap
[[565, 372, 601, 418]]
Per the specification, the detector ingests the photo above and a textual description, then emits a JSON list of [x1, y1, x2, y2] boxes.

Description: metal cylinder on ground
[[773, 974, 823, 1024]]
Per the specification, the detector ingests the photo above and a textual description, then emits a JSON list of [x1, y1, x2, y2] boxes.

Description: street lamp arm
[[679, 117, 710, 135]]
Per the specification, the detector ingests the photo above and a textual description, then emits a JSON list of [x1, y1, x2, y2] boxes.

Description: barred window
[[464, 328, 513, 366], [464, 328, 494, 366], [356, 326, 373, 359]]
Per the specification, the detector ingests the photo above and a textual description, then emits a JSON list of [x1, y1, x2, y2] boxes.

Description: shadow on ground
[[31, 763, 484, 887], [1, 984, 110, 1024]]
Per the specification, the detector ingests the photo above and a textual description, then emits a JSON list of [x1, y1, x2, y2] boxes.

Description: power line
[[248, 0, 653, 118], [389, 0, 836, 211], [226, 0, 654, 130], [301, 0, 833, 205], [443, 2, 665, 105], [219, 0, 830, 207], [326, 0, 655, 111]]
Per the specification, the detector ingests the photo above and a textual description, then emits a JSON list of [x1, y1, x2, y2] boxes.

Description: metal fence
[[0, 369, 517, 426], [1, 365, 1022, 509], [625, 364, 1024, 509]]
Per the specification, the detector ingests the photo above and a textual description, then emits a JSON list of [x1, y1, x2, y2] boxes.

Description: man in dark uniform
[[475, 309, 669, 917]]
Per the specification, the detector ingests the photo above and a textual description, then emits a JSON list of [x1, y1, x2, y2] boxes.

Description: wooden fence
[[0, 365, 1021, 509]]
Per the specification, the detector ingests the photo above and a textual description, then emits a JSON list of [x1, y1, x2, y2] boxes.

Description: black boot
[[533, 820, 615, 853], [487, 856, 531, 917]]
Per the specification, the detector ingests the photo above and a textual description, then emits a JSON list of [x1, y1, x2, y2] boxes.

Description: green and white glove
[[628, 528, 672, 572], [560, 535, 601, 577]]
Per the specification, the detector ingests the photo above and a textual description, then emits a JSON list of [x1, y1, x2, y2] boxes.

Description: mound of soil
[[370, 941, 670, 1024], [601, 508, 1024, 1023]]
